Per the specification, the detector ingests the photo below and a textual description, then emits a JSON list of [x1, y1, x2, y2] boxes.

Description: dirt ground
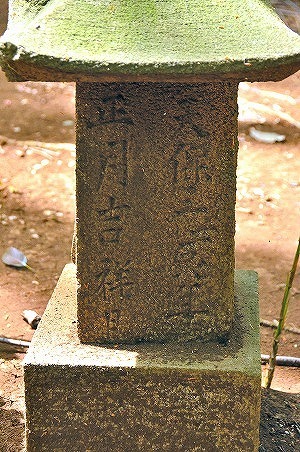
[[0, 2, 299, 451]]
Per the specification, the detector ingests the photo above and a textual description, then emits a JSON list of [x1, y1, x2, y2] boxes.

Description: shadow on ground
[[259, 389, 300, 451]]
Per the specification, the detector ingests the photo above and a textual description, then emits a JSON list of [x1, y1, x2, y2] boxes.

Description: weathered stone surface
[[76, 82, 238, 344], [1, 0, 300, 82], [24, 264, 261, 451]]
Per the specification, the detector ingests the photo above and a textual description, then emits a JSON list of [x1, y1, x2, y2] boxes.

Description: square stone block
[[24, 264, 261, 451]]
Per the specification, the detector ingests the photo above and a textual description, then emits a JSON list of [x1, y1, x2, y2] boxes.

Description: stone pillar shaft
[[76, 82, 238, 343]]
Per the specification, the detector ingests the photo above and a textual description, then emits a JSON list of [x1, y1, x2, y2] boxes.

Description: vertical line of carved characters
[[170, 143, 211, 191], [95, 258, 133, 303], [97, 196, 131, 244], [98, 93, 133, 125], [170, 207, 215, 320], [96, 139, 129, 191]]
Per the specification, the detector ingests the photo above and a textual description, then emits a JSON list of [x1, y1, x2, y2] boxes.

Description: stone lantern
[[1, 1, 299, 450]]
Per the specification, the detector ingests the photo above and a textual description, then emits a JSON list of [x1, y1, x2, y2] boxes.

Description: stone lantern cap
[[0, 0, 299, 82]]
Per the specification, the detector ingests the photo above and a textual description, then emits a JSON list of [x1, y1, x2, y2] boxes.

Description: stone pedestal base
[[24, 264, 261, 451]]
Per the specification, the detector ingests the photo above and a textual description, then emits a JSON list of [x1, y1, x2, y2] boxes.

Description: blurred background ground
[[0, 1, 299, 451]]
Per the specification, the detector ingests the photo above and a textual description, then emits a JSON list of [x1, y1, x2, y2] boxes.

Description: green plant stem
[[265, 237, 300, 388]]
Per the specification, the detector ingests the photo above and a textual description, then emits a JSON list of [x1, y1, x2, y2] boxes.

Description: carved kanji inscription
[[171, 143, 211, 188], [95, 258, 133, 303], [76, 82, 237, 342], [98, 93, 133, 125], [104, 309, 121, 338], [97, 139, 129, 191], [97, 196, 130, 243]]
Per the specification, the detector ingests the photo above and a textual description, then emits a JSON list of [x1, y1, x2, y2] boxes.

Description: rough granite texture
[[76, 82, 238, 344], [24, 264, 261, 452], [0, 0, 299, 81]]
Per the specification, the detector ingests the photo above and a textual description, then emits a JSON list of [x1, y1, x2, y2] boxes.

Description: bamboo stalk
[[264, 237, 300, 388]]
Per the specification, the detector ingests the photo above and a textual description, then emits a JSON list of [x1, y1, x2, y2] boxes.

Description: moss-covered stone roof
[[1, 0, 300, 81]]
